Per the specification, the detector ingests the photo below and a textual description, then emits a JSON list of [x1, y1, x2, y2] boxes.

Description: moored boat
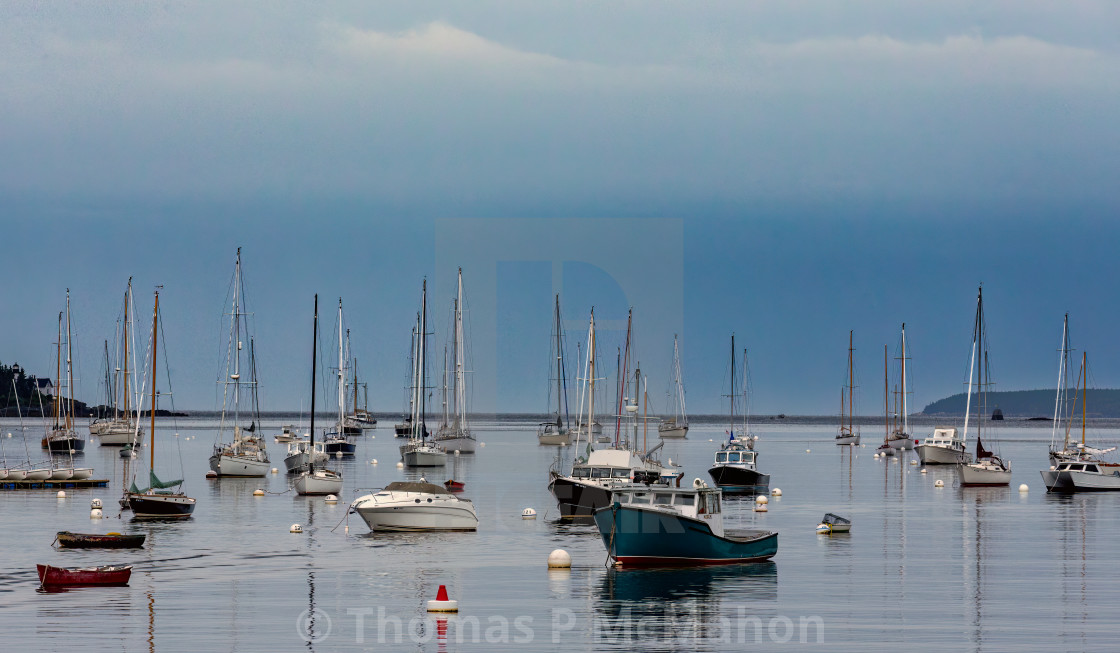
[[593, 483, 778, 566], [55, 531, 146, 549], [916, 427, 973, 465], [37, 564, 132, 586], [350, 481, 478, 531], [293, 295, 344, 496], [835, 330, 861, 446]]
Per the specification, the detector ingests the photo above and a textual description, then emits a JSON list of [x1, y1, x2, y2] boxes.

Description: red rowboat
[[37, 564, 132, 586], [444, 480, 465, 492]]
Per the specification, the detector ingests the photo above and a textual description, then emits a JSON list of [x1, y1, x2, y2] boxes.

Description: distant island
[[921, 389, 1120, 418]]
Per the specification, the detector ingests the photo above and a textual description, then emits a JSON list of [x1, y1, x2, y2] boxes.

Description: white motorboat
[[350, 481, 478, 531], [537, 425, 571, 446], [916, 427, 973, 465], [274, 425, 302, 444]]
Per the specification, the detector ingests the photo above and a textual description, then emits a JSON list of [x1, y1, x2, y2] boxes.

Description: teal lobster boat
[[593, 481, 777, 566]]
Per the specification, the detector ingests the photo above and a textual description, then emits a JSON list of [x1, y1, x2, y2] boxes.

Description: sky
[[1, 2, 1118, 416]]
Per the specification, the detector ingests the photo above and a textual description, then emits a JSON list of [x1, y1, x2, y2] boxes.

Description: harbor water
[[1, 417, 1119, 651]]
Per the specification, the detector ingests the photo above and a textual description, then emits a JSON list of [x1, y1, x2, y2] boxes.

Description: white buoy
[[755, 495, 768, 505], [874, 453, 880, 459], [205, 470, 218, 479], [396, 461, 404, 468], [57, 490, 66, 499], [271, 467, 279, 474], [522, 508, 537, 519], [754, 504, 768, 512], [90, 498, 103, 509], [370, 459, 378, 465], [910, 460, 918, 465], [1049, 465, 1056, 471], [454, 450, 460, 456], [335, 451, 343, 458], [370, 435, 375, 439], [290, 524, 303, 533], [426, 585, 458, 612], [325, 494, 338, 504], [479, 442, 486, 447], [548, 549, 572, 568], [90, 508, 103, 519], [253, 489, 265, 496], [709, 438, 714, 442], [806, 449, 811, 453], [771, 488, 782, 497], [1019, 484, 1029, 492], [815, 524, 830, 534], [934, 479, 944, 488]]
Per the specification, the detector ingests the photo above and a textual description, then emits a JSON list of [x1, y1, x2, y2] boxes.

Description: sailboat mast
[[961, 287, 980, 446], [884, 345, 889, 443], [555, 295, 563, 419], [901, 323, 908, 434], [588, 310, 596, 439], [419, 281, 428, 439], [410, 315, 420, 438], [454, 268, 465, 431], [66, 290, 75, 430], [150, 289, 160, 471], [337, 299, 345, 427], [730, 334, 736, 434], [1052, 314, 1070, 449], [1082, 351, 1087, 447], [123, 279, 131, 415], [310, 295, 318, 468], [233, 248, 241, 436], [54, 311, 62, 429], [847, 330, 853, 436]]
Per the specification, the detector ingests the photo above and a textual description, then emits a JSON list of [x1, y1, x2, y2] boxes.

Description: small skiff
[[55, 531, 146, 549], [37, 564, 133, 586]]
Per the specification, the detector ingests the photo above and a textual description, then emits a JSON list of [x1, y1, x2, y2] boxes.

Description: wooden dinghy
[[55, 531, 146, 549], [37, 564, 133, 586]]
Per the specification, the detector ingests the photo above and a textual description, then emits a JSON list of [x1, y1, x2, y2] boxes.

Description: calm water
[[2, 417, 1119, 651]]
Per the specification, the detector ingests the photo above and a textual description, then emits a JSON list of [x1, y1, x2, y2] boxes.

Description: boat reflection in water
[[596, 563, 778, 646]]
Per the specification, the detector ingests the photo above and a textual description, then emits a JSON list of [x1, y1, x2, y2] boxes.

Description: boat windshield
[[572, 467, 591, 478], [697, 492, 721, 514], [612, 468, 630, 478], [716, 452, 728, 463], [1085, 465, 1099, 473], [654, 493, 674, 505], [728, 452, 741, 462]]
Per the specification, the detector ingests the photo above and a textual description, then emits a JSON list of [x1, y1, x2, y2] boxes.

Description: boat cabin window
[[572, 467, 590, 478], [613, 468, 631, 478], [677, 494, 695, 507], [654, 493, 674, 505], [631, 493, 649, 504], [728, 452, 741, 462], [1085, 465, 1099, 473], [591, 468, 608, 479], [716, 452, 728, 463], [1070, 464, 1085, 472]]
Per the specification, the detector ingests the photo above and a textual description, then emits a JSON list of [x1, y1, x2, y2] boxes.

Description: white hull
[[284, 443, 328, 472], [69, 467, 94, 480], [2, 469, 27, 481], [538, 432, 571, 446], [658, 426, 688, 439], [355, 504, 478, 531], [210, 453, 270, 477], [50, 468, 74, 480], [433, 434, 476, 453], [24, 468, 52, 481], [294, 469, 343, 495], [957, 462, 1011, 486], [887, 435, 915, 450], [1066, 469, 1120, 491], [916, 444, 972, 465], [835, 434, 860, 445], [402, 449, 447, 467]]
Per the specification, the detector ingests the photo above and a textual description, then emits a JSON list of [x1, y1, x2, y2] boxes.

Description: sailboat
[[1047, 314, 1081, 465], [573, 340, 603, 436], [322, 300, 358, 456], [394, 326, 417, 438], [538, 294, 572, 445], [41, 293, 86, 455], [6, 380, 53, 481], [126, 288, 196, 519], [1041, 352, 1120, 491], [336, 329, 364, 438], [956, 286, 1011, 486], [90, 280, 143, 446], [294, 295, 344, 496], [658, 334, 689, 439], [349, 359, 377, 428], [399, 280, 447, 467], [548, 308, 680, 518], [886, 324, 915, 450], [834, 331, 860, 446], [708, 335, 770, 492], [209, 249, 270, 477], [433, 268, 477, 453], [876, 345, 896, 457]]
